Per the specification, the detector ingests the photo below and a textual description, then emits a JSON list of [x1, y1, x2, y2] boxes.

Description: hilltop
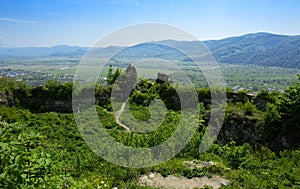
[[1, 32, 300, 69]]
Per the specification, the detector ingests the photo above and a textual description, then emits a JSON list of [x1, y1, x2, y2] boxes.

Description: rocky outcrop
[[216, 112, 262, 147]]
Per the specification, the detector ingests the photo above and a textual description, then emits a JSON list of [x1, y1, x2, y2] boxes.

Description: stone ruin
[[114, 64, 138, 101], [157, 72, 173, 84]]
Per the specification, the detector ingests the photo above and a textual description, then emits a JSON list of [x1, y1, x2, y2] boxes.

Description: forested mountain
[[204, 32, 300, 68], [1, 32, 300, 68], [0, 45, 88, 57]]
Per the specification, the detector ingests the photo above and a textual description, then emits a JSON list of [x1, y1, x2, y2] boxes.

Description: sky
[[0, 0, 300, 47]]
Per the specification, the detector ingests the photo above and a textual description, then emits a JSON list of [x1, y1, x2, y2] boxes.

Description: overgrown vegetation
[[1, 70, 300, 188]]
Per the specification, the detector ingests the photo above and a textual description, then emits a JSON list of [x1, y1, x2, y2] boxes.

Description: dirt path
[[115, 101, 131, 132]]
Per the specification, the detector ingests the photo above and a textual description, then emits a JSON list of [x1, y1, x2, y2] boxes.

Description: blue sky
[[0, 0, 300, 47]]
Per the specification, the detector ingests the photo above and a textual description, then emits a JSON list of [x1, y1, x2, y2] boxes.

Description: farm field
[[1, 57, 300, 90]]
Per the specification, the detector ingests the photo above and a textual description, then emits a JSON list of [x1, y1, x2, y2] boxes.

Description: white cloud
[[0, 17, 36, 24]]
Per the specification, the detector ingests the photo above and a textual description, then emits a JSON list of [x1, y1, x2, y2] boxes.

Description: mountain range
[[1, 32, 300, 69]]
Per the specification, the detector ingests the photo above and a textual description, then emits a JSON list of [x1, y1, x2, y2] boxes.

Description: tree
[[262, 75, 300, 148], [106, 65, 121, 85], [279, 75, 300, 129], [106, 65, 114, 85]]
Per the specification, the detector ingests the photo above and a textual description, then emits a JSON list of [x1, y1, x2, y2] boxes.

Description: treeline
[[1, 73, 300, 151], [0, 75, 259, 113]]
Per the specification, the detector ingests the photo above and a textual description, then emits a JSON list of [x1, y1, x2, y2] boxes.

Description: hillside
[[1, 32, 300, 68], [1, 72, 300, 188], [204, 32, 300, 68], [0, 45, 88, 57]]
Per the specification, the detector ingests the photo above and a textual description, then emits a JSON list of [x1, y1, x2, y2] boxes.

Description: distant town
[[0, 69, 74, 86]]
